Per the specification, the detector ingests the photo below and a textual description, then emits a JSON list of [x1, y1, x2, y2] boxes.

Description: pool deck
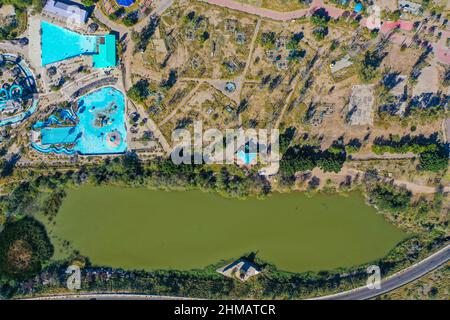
[[28, 14, 48, 92]]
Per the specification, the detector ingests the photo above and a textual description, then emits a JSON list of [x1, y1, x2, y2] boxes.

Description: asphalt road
[[314, 244, 450, 300]]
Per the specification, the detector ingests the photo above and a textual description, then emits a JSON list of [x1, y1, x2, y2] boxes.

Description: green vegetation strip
[[45, 187, 406, 273]]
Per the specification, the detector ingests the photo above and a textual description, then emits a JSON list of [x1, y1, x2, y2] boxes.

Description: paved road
[[23, 294, 196, 300], [93, 7, 129, 35], [314, 244, 450, 300]]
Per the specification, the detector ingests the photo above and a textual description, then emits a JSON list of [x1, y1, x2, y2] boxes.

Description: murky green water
[[46, 186, 406, 272]]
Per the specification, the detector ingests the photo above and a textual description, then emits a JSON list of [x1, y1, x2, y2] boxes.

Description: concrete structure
[[330, 55, 353, 74], [348, 85, 375, 126], [43, 0, 89, 25], [216, 259, 261, 282], [398, 0, 422, 15]]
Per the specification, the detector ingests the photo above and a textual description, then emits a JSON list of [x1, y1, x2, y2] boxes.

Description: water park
[[40, 21, 117, 68], [31, 86, 127, 155], [0, 53, 39, 127]]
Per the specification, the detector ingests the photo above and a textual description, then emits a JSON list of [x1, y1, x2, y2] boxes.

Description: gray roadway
[[315, 244, 450, 300]]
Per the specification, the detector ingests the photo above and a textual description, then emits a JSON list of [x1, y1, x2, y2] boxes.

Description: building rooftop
[[380, 20, 414, 34], [398, 0, 422, 15], [330, 55, 353, 74], [216, 259, 261, 282], [43, 0, 89, 25]]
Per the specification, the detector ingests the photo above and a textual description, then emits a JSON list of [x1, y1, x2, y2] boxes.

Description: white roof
[[43, 0, 88, 25], [398, 0, 422, 14]]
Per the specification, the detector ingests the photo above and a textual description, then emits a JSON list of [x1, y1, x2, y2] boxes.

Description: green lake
[[46, 186, 407, 273]]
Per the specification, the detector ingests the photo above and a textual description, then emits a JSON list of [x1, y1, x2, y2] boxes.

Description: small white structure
[[217, 259, 261, 282], [43, 0, 89, 26], [398, 0, 422, 15], [330, 55, 353, 74]]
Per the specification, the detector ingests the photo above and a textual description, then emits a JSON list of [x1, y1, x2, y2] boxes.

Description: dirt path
[[128, 100, 172, 153], [200, 0, 309, 21], [350, 152, 416, 161], [241, 18, 261, 82], [158, 82, 203, 127], [309, 167, 450, 195], [199, 0, 344, 21]]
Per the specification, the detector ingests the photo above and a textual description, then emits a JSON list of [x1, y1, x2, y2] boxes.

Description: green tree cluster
[[310, 8, 330, 41], [0, 217, 53, 281], [367, 183, 412, 212], [280, 143, 346, 175], [127, 79, 150, 103], [372, 134, 448, 172]]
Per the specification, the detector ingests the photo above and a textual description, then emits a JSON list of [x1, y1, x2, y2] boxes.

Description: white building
[[43, 0, 89, 25], [398, 0, 422, 15], [216, 259, 261, 282], [330, 55, 353, 74]]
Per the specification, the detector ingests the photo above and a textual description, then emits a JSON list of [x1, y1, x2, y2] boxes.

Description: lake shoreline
[[42, 186, 406, 273]]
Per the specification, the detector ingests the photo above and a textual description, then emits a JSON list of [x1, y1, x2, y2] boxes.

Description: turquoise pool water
[[41, 21, 97, 66], [237, 150, 257, 165], [41, 127, 78, 145], [32, 87, 127, 155]]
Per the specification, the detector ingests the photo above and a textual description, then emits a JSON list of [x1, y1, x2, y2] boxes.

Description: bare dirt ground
[[413, 61, 440, 96]]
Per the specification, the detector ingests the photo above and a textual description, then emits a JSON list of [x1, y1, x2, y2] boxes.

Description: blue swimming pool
[[32, 87, 127, 155], [116, 0, 135, 7], [237, 150, 257, 165], [41, 127, 78, 145], [41, 21, 97, 66]]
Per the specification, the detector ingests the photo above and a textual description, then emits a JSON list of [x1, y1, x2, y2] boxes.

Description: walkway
[[200, 0, 344, 21], [158, 82, 202, 127], [128, 99, 172, 153], [93, 7, 129, 36]]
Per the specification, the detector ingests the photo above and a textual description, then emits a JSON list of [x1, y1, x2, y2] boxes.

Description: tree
[[0, 217, 53, 280], [418, 146, 448, 172], [127, 79, 150, 103], [317, 148, 346, 173], [311, 8, 330, 41], [279, 127, 296, 154], [134, 15, 160, 52], [81, 0, 97, 7], [259, 32, 276, 49], [311, 8, 330, 28], [368, 184, 412, 212], [357, 50, 385, 82], [123, 13, 138, 27]]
